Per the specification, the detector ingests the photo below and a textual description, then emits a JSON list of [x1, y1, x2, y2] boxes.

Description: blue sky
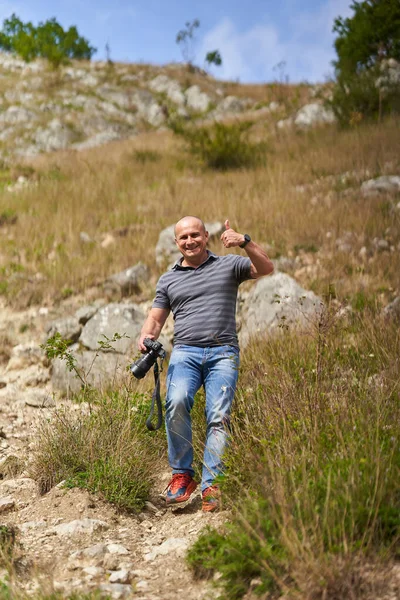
[[0, 0, 354, 83]]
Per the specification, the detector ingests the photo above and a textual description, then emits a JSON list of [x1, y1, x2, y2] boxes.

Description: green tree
[[331, 0, 400, 125], [0, 13, 96, 68], [205, 49, 222, 68]]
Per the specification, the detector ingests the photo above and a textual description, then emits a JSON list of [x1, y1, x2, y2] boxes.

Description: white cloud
[[199, 1, 355, 83]]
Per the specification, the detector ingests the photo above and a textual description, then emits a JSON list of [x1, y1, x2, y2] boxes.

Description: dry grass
[[0, 116, 398, 309]]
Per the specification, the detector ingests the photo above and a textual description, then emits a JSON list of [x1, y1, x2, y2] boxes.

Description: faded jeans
[[165, 344, 239, 492]]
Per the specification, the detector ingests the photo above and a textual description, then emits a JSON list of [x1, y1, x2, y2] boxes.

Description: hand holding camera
[[130, 337, 166, 379]]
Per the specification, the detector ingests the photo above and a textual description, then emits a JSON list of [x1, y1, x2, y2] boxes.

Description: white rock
[[82, 566, 104, 577], [106, 543, 129, 555], [361, 176, 400, 196], [0, 106, 37, 124], [185, 85, 211, 112], [109, 569, 130, 584], [20, 521, 47, 531], [0, 496, 15, 513], [144, 537, 189, 561], [215, 95, 247, 114], [294, 103, 336, 127], [52, 518, 109, 536], [239, 272, 323, 346], [149, 75, 186, 106], [83, 543, 108, 558], [98, 583, 132, 598]]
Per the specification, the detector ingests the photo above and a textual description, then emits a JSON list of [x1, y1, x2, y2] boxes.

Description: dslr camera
[[130, 338, 166, 379]]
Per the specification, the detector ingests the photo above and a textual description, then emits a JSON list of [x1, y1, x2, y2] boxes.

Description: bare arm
[[138, 307, 170, 351], [220, 220, 274, 279]]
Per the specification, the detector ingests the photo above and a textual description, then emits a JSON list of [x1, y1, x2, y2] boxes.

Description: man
[[138, 216, 273, 511]]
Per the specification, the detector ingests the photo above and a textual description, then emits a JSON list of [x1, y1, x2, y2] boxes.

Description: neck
[[182, 250, 209, 268]]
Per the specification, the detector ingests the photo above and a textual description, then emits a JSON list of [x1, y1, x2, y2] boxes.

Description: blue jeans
[[165, 344, 239, 492]]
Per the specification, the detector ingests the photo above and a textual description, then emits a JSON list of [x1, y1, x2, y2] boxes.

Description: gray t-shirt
[[152, 252, 252, 348]]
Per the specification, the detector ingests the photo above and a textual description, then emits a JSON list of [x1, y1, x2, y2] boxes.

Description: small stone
[[103, 553, 120, 571], [82, 566, 104, 578], [80, 232, 92, 244], [107, 543, 129, 555], [109, 569, 130, 584], [99, 583, 132, 599], [83, 543, 107, 558], [25, 392, 55, 408], [144, 501, 158, 514], [52, 518, 109, 536], [144, 537, 189, 561], [0, 496, 15, 513], [101, 233, 116, 248]]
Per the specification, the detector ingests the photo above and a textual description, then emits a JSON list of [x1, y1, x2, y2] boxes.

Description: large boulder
[[155, 222, 224, 267], [79, 303, 145, 353], [239, 273, 322, 346], [51, 347, 127, 396]]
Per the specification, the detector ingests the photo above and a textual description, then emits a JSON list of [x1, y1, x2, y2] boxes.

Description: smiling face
[[174, 216, 209, 267]]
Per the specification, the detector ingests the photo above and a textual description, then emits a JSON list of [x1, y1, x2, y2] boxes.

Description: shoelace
[[166, 473, 192, 493]]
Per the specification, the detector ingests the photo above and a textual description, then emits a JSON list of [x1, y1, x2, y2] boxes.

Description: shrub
[[171, 120, 267, 170]]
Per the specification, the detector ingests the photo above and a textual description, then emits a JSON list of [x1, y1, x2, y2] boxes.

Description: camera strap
[[146, 359, 163, 431]]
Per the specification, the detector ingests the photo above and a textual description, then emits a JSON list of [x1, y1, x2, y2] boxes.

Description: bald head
[[174, 216, 206, 238]]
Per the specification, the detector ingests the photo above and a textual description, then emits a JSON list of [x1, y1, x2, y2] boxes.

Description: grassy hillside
[[1, 91, 399, 598], [0, 115, 399, 310]]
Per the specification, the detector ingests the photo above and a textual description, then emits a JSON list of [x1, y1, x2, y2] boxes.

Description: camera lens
[[130, 351, 156, 379]]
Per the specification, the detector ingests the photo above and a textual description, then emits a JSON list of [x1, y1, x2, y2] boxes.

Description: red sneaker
[[202, 485, 221, 512], [166, 473, 197, 505]]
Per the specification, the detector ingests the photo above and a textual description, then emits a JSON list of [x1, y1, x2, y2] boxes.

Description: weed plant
[[188, 309, 400, 598], [28, 389, 166, 511]]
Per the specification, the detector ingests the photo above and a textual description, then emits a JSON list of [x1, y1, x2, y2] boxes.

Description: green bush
[[171, 120, 267, 170]]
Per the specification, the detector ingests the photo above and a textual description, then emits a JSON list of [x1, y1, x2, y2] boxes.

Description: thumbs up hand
[[220, 219, 245, 248]]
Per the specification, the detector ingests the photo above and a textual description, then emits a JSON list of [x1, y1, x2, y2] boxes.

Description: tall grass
[[28, 389, 166, 511], [187, 309, 400, 598]]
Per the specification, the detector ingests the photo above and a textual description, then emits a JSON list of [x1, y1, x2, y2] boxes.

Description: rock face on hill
[[0, 52, 331, 160]]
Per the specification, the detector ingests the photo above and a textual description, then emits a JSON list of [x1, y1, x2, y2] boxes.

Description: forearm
[[244, 240, 274, 277], [138, 308, 170, 351], [140, 315, 164, 340]]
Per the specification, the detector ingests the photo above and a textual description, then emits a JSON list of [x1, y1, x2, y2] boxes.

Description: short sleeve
[[232, 255, 252, 283], [152, 276, 171, 309]]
